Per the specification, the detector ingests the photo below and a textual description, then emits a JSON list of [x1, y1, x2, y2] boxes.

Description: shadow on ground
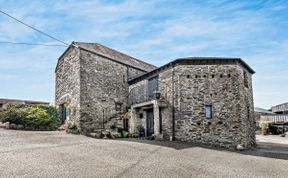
[[115, 138, 288, 160]]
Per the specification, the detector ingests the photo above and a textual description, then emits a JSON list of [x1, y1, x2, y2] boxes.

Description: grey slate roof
[[254, 107, 274, 114], [74, 42, 156, 72], [128, 57, 255, 84]]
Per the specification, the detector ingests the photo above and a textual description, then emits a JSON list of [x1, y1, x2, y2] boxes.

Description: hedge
[[0, 105, 60, 131]]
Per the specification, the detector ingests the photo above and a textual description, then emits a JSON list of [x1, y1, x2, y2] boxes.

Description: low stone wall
[[0, 122, 24, 130]]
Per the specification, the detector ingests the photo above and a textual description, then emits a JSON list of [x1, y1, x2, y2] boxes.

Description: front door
[[146, 109, 154, 137]]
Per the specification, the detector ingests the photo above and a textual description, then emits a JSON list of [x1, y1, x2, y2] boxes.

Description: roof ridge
[[73, 41, 156, 68], [176, 56, 241, 60]]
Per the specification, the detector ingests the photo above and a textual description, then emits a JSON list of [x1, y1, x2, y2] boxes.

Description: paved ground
[[1, 129, 288, 178], [256, 134, 288, 145]]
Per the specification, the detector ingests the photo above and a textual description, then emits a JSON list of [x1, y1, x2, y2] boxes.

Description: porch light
[[155, 91, 161, 100]]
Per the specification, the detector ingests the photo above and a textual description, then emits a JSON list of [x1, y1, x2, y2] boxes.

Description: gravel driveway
[[0, 128, 287, 178]]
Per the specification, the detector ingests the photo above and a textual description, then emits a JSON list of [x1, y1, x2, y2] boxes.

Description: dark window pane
[[205, 105, 212, 119], [148, 76, 159, 100]]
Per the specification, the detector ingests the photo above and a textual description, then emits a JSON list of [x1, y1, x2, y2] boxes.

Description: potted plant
[[66, 123, 79, 134], [259, 119, 269, 135]]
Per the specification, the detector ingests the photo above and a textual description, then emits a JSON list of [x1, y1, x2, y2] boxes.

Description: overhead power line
[[0, 9, 69, 46], [0, 41, 67, 47]]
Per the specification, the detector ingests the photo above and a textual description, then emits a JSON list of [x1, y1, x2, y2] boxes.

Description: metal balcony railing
[[260, 114, 288, 123]]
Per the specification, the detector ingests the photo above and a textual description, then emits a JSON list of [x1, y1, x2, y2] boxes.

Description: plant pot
[[261, 128, 267, 135]]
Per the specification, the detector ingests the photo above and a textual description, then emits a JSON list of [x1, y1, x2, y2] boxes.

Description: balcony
[[260, 114, 288, 124], [128, 89, 162, 106]]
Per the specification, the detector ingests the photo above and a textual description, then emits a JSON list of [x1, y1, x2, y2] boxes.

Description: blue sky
[[0, 0, 287, 109]]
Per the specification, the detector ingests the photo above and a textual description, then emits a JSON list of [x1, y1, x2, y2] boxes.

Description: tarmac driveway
[[0, 128, 288, 178]]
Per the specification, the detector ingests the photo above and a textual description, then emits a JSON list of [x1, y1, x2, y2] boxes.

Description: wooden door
[[146, 109, 154, 137]]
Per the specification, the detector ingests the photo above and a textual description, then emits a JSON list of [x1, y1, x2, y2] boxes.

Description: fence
[[260, 114, 288, 123]]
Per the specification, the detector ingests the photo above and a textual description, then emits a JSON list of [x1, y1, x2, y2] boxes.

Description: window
[[148, 76, 159, 100], [123, 75, 126, 82], [247, 106, 250, 120], [60, 104, 70, 123], [205, 105, 212, 119], [243, 71, 248, 88], [115, 102, 122, 111], [66, 107, 70, 120]]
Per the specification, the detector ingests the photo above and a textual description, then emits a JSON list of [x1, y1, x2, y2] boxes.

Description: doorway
[[60, 104, 69, 124], [146, 109, 154, 137]]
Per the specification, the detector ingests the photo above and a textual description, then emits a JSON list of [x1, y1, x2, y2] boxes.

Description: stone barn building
[[55, 42, 156, 130], [55, 42, 256, 149]]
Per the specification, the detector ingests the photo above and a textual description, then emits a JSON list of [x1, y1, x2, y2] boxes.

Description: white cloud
[[0, 0, 287, 107]]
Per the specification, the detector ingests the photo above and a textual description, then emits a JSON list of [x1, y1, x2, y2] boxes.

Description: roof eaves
[[128, 57, 255, 84]]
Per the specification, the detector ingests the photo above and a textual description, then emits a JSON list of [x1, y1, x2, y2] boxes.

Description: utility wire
[[0, 10, 69, 46], [0, 41, 67, 47]]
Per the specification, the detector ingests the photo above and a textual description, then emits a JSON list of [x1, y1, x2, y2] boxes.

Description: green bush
[[0, 107, 28, 125], [0, 105, 60, 131], [36, 105, 60, 130], [110, 131, 122, 138], [121, 131, 129, 138], [24, 107, 52, 130]]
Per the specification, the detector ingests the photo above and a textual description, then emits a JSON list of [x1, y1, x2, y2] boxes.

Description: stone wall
[[129, 68, 174, 140], [173, 64, 255, 148], [128, 79, 148, 105], [129, 64, 255, 149], [79, 50, 146, 133], [158, 69, 174, 140], [55, 46, 81, 125]]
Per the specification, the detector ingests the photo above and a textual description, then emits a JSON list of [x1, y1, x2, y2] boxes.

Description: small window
[[115, 102, 122, 111], [66, 108, 70, 120], [123, 75, 126, 82], [205, 105, 212, 119], [139, 113, 143, 118], [220, 74, 223, 78], [243, 71, 248, 88], [228, 74, 231, 78], [195, 75, 198, 78], [211, 74, 215, 78], [203, 75, 206, 78], [187, 75, 190, 79], [247, 106, 250, 119]]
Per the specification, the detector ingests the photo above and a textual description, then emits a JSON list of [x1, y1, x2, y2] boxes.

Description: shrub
[[65, 122, 80, 134], [121, 131, 129, 138], [110, 131, 122, 138], [259, 119, 269, 129], [36, 105, 60, 130], [0, 107, 28, 125], [0, 105, 61, 131], [24, 107, 53, 130]]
